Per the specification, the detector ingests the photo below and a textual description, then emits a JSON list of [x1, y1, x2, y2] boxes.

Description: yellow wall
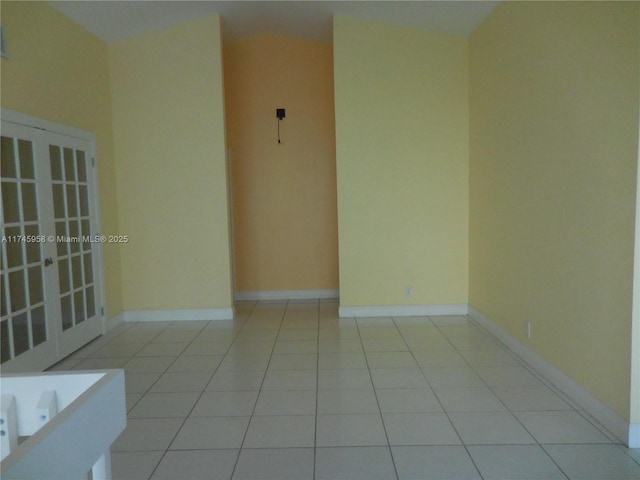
[[224, 34, 338, 292], [108, 15, 233, 310], [0, 1, 122, 318], [333, 15, 469, 307], [469, 1, 640, 420]]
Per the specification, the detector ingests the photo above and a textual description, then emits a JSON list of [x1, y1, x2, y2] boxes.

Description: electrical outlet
[[405, 286, 413, 297], [525, 322, 531, 339]]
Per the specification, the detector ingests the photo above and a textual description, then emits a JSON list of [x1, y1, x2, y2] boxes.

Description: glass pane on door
[[0, 135, 48, 365]]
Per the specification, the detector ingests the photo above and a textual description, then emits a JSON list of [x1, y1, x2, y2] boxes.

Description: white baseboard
[[105, 312, 125, 332], [121, 308, 235, 322], [235, 289, 339, 301], [339, 304, 468, 318], [629, 423, 640, 448], [468, 305, 630, 446]]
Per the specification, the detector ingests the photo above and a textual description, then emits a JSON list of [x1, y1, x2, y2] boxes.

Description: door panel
[[1, 127, 56, 371], [1, 117, 104, 372], [46, 133, 102, 359]]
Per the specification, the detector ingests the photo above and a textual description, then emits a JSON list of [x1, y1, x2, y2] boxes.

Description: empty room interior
[[1, 1, 640, 479]]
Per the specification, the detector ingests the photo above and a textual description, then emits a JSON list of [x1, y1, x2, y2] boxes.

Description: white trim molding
[[121, 308, 234, 322], [235, 289, 339, 301], [339, 304, 468, 318], [628, 106, 640, 448], [468, 305, 631, 446], [629, 424, 640, 448], [2, 108, 94, 141], [105, 312, 125, 332]]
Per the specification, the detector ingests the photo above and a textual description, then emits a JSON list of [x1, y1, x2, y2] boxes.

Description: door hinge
[[101, 307, 104, 316], [92, 157, 95, 167]]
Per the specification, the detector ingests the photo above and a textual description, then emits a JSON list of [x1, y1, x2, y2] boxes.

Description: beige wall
[[108, 15, 233, 310], [333, 15, 469, 307], [0, 1, 122, 318], [469, 1, 640, 421], [224, 34, 338, 292]]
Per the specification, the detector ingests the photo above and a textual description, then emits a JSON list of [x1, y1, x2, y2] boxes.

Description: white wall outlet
[[405, 286, 413, 297], [525, 321, 532, 339]]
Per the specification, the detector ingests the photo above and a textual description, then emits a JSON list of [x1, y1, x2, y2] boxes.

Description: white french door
[[1, 112, 104, 372]]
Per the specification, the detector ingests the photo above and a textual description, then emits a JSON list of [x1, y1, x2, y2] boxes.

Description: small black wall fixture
[[276, 108, 285, 144]]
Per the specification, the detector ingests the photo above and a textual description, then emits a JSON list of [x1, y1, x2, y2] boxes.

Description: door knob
[[44, 258, 53, 267]]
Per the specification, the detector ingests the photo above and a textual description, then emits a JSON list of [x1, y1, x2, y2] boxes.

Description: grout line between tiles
[[361, 316, 401, 480], [439, 316, 592, 479], [395, 316, 485, 480], [462, 315, 626, 446], [144, 313, 251, 479], [313, 299, 320, 480], [229, 299, 286, 479]]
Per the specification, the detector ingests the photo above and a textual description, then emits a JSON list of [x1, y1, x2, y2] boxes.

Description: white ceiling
[[48, 1, 499, 44]]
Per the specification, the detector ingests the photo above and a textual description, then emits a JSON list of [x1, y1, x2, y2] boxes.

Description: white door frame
[[629, 105, 640, 448]]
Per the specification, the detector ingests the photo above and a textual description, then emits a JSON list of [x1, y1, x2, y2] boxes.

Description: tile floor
[[51, 300, 640, 480]]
